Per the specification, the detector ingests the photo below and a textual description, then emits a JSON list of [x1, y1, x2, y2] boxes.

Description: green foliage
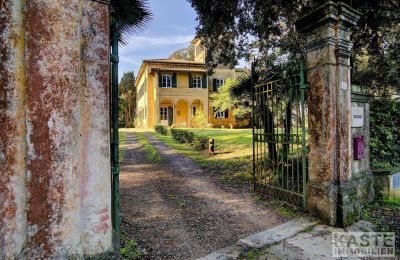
[[111, 0, 152, 45], [170, 129, 209, 150], [119, 72, 136, 128], [120, 234, 145, 260], [370, 98, 400, 169], [154, 124, 167, 135], [363, 195, 400, 254], [188, 0, 400, 94], [193, 107, 208, 128], [211, 78, 252, 124], [192, 135, 209, 150]]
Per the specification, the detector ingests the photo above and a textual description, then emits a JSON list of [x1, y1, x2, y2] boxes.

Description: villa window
[[213, 78, 225, 91], [213, 107, 229, 119], [162, 74, 172, 88], [160, 107, 168, 120], [216, 79, 224, 88], [193, 75, 202, 88]]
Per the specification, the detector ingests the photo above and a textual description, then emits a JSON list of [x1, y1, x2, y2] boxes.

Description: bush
[[171, 129, 209, 150], [193, 135, 209, 150], [154, 124, 167, 135], [370, 98, 400, 169]]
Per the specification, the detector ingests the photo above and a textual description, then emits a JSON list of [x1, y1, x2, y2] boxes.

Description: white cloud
[[120, 35, 194, 54], [119, 56, 142, 66]]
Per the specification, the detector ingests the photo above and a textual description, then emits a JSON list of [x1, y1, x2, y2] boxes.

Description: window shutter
[[188, 74, 193, 88], [158, 72, 162, 87], [225, 109, 229, 118], [172, 73, 177, 88], [202, 74, 207, 89], [213, 79, 217, 91]]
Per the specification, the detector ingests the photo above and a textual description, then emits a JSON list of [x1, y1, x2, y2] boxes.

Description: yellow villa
[[135, 38, 248, 129]]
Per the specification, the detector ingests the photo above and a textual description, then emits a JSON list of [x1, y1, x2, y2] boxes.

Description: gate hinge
[[111, 54, 119, 63], [112, 166, 120, 175], [302, 146, 310, 154]]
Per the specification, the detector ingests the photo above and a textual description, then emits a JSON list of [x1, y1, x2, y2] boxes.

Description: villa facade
[[135, 39, 249, 129]]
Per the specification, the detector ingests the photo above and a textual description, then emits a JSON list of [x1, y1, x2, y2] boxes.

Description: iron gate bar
[[252, 62, 308, 208]]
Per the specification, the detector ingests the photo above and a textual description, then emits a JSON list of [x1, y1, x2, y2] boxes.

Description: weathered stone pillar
[[296, 1, 373, 226], [0, 0, 113, 258]]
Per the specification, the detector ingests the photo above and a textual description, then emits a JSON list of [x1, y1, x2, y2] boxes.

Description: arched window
[[162, 74, 172, 88], [193, 75, 202, 88]]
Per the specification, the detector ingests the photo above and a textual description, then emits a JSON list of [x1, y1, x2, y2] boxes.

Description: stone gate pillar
[[296, 1, 373, 226], [1, 0, 113, 258]]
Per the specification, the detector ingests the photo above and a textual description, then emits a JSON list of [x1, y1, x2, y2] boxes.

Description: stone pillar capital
[[296, 1, 361, 35], [296, 1, 361, 61]]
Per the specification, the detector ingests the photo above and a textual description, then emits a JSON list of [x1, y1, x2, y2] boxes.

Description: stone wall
[[0, 0, 113, 258]]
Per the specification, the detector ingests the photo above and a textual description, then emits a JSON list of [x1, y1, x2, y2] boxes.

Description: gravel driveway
[[120, 131, 286, 259]]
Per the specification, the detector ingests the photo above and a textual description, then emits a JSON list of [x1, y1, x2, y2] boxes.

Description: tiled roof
[[143, 58, 205, 65], [149, 67, 207, 73]]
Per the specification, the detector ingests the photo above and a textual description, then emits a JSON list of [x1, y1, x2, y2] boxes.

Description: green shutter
[[202, 74, 207, 89], [188, 74, 193, 88], [225, 109, 229, 118], [213, 79, 217, 91], [172, 73, 177, 88], [168, 106, 173, 126], [158, 72, 162, 88]]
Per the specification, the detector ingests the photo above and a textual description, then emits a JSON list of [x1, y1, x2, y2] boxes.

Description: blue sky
[[119, 0, 198, 80]]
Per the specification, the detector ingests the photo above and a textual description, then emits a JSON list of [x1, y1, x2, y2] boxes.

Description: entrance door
[[160, 107, 168, 126], [168, 106, 173, 126]]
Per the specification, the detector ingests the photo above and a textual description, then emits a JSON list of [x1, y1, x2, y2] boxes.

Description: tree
[[210, 78, 252, 125], [187, 0, 400, 94], [169, 45, 195, 61], [110, 0, 152, 45], [119, 72, 136, 127], [193, 107, 208, 128]]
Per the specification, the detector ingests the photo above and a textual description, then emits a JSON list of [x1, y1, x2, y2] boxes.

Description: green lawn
[[179, 128, 253, 152]]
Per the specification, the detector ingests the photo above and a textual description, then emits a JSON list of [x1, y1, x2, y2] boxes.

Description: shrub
[[183, 131, 194, 143], [171, 129, 209, 150], [193, 135, 209, 150], [154, 124, 167, 135], [171, 128, 184, 143], [370, 98, 400, 169]]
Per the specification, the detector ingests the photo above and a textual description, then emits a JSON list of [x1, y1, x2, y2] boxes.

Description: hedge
[[370, 98, 400, 169], [154, 124, 167, 135], [171, 128, 209, 151]]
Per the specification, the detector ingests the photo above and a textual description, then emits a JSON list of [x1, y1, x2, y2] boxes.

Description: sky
[[118, 0, 198, 80]]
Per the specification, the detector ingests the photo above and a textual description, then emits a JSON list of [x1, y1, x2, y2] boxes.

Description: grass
[[151, 129, 254, 187], [363, 195, 400, 254], [184, 128, 253, 152], [120, 233, 146, 259], [135, 132, 164, 163]]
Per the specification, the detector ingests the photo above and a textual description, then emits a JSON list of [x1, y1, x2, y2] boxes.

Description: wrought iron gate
[[252, 62, 308, 207]]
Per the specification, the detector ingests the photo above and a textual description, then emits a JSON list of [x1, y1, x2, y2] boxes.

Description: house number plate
[[351, 106, 364, 128]]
